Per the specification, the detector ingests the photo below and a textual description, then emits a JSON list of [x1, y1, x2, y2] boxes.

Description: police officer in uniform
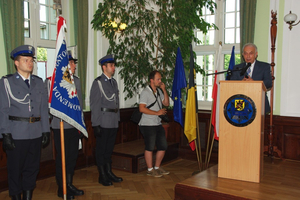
[[0, 45, 50, 200], [90, 54, 123, 186], [46, 51, 84, 199]]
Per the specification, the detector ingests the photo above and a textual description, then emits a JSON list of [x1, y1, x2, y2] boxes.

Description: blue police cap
[[68, 50, 78, 64], [99, 54, 115, 65], [10, 45, 35, 60]]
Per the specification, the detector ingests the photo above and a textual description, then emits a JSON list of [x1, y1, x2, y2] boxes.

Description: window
[[224, 0, 240, 44], [39, 0, 56, 40], [24, 1, 30, 38], [25, 0, 56, 42], [24, 0, 58, 80], [194, 0, 240, 109]]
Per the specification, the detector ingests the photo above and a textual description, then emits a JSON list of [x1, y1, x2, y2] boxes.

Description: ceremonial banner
[[49, 16, 88, 137]]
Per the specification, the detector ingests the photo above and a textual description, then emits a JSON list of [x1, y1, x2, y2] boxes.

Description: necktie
[[25, 79, 30, 88], [109, 79, 112, 86], [246, 67, 251, 77]]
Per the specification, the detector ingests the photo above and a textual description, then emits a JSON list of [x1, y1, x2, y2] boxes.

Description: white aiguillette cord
[[97, 80, 115, 101], [4, 78, 30, 110]]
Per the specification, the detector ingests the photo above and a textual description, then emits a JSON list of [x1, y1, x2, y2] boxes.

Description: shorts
[[139, 125, 168, 151]]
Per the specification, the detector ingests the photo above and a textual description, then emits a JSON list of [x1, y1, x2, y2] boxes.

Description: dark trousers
[[95, 127, 118, 166], [53, 128, 80, 183], [6, 137, 42, 196]]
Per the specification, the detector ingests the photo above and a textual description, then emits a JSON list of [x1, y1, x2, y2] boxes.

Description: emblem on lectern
[[224, 94, 256, 127]]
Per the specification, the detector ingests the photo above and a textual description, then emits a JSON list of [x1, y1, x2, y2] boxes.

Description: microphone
[[240, 62, 251, 76]]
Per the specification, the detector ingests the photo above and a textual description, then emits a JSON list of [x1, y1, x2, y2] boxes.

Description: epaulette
[[73, 74, 79, 78], [32, 74, 42, 80], [2, 74, 13, 78], [96, 76, 102, 81]]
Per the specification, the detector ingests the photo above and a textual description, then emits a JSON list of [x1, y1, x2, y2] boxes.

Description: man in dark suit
[[46, 51, 84, 199], [230, 43, 273, 114], [0, 45, 50, 200], [90, 54, 123, 186]]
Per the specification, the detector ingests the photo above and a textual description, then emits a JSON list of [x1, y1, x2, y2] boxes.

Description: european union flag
[[226, 46, 235, 80], [172, 47, 187, 127]]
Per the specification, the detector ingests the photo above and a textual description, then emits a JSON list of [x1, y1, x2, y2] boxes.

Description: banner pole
[[193, 139, 201, 172], [60, 120, 67, 200]]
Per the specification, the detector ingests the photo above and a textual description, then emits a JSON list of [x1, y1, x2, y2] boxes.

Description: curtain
[[0, 0, 24, 74], [73, 0, 88, 109], [240, 0, 257, 63]]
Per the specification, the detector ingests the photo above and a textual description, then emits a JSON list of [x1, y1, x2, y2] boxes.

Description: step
[[112, 139, 179, 173]]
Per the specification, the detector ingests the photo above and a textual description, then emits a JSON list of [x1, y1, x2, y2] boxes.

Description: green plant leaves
[[91, 0, 216, 100]]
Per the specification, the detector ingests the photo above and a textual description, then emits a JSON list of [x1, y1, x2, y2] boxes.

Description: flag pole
[[193, 139, 201, 173], [54, 6, 67, 199], [195, 113, 203, 171], [60, 120, 67, 200], [193, 45, 202, 172], [205, 43, 222, 169], [205, 101, 214, 169], [207, 117, 216, 169]]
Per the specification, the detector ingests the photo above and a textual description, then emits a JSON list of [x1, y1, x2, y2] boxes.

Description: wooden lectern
[[218, 81, 266, 183]]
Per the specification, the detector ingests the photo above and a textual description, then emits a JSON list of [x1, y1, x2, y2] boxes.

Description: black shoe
[[22, 190, 33, 200], [57, 187, 74, 200], [98, 165, 113, 186], [11, 194, 21, 200], [105, 163, 123, 182], [67, 174, 84, 196]]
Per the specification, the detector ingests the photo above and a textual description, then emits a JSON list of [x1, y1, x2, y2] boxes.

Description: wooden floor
[[0, 159, 199, 200], [175, 157, 300, 200], [2, 157, 299, 200]]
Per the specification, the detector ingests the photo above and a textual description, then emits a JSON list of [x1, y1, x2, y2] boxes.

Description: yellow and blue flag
[[184, 44, 197, 151]]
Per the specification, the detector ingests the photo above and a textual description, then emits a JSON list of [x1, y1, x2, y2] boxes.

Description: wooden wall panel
[[82, 112, 95, 157], [264, 115, 300, 160], [1, 108, 300, 192], [284, 134, 300, 160], [117, 108, 141, 143]]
